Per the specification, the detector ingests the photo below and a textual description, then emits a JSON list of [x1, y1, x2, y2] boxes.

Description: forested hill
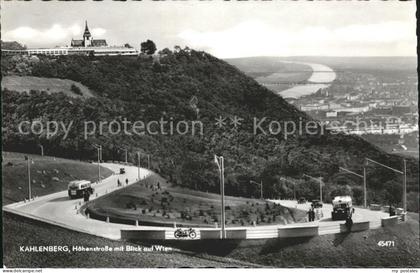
[[1, 49, 418, 210]]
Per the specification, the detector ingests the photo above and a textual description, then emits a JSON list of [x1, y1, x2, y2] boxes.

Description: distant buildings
[[2, 21, 138, 57]]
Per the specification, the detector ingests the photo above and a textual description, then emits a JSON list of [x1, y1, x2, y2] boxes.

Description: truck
[[68, 180, 94, 199], [331, 195, 353, 220]]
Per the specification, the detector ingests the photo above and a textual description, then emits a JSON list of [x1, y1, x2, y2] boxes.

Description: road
[[4, 163, 152, 240], [269, 199, 389, 235], [4, 162, 389, 240]]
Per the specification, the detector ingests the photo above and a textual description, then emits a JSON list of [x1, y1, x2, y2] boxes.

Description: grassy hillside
[[2, 152, 112, 205], [86, 174, 306, 227], [1, 75, 94, 98], [222, 213, 420, 267], [3, 212, 256, 268], [1, 50, 418, 210]]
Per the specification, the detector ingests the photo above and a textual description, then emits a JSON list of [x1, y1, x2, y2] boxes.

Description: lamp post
[[303, 174, 323, 203], [366, 157, 406, 212], [339, 166, 367, 208], [25, 155, 32, 200], [38, 144, 44, 157], [250, 180, 263, 199], [280, 177, 294, 200], [118, 147, 128, 165], [137, 152, 141, 181], [214, 155, 226, 239], [92, 144, 102, 183]]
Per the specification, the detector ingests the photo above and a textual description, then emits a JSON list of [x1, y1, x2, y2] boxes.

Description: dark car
[[311, 199, 323, 208], [298, 197, 306, 204], [119, 168, 125, 174]]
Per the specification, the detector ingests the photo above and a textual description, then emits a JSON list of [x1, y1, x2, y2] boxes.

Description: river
[[278, 62, 336, 99]]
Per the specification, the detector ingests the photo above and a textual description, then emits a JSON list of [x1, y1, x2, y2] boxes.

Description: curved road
[[4, 163, 151, 239], [269, 199, 388, 235], [4, 162, 389, 240]]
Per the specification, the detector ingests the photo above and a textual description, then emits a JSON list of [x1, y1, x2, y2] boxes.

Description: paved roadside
[[3, 163, 152, 239]]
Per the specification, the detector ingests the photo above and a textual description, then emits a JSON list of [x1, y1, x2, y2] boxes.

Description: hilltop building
[[71, 21, 108, 48], [2, 21, 138, 56]]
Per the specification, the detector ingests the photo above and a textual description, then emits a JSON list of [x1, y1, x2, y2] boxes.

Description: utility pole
[[366, 157, 406, 212], [339, 166, 366, 208], [137, 152, 141, 181], [250, 180, 263, 199], [38, 144, 44, 157], [403, 159, 407, 212], [147, 154, 150, 169], [214, 155, 226, 239], [93, 144, 102, 183], [303, 174, 323, 203], [363, 167, 367, 208], [26, 156, 32, 200], [118, 147, 128, 165], [319, 177, 322, 203], [98, 146, 101, 183]]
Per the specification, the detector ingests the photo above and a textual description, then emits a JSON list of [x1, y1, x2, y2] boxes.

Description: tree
[[140, 40, 157, 55], [383, 180, 402, 206], [70, 84, 82, 96]]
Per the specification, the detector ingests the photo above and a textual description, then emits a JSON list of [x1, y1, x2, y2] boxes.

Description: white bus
[[68, 180, 94, 199], [331, 195, 353, 220]]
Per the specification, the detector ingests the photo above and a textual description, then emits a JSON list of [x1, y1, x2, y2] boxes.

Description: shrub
[[70, 84, 82, 95]]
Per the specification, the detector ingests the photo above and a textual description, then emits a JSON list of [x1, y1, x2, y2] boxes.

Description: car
[[119, 168, 125, 174], [297, 197, 306, 204], [311, 199, 323, 208]]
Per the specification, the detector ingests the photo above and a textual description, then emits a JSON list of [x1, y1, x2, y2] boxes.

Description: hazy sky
[[1, 1, 416, 58]]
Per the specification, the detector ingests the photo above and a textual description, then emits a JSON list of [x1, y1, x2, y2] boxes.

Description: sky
[[1, 1, 416, 58]]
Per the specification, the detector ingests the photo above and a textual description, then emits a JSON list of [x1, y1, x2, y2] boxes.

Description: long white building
[[2, 21, 138, 57]]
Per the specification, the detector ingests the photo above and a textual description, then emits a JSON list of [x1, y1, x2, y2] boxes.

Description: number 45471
[[378, 240, 395, 247]]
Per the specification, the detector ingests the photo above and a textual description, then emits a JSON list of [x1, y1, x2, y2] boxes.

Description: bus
[[331, 196, 354, 220], [68, 180, 94, 199]]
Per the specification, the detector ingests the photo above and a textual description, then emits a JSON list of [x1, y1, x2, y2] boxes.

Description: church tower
[[83, 20, 92, 47]]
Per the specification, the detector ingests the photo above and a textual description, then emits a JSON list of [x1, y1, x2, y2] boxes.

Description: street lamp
[[303, 174, 323, 203], [137, 151, 142, 181], [24, 155, 32, 200], [250, 180, 263, 199], [339, 166, 367, 208], [280, 177, 295, 200], [38, 144, 44, 157], [366, 157, 407, 212], [92, 144, 102, 184], [118, 147, 128, 165], [214, 155, 226, 239]]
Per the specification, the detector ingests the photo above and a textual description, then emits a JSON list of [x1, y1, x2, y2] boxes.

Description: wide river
[[279, 62, 336, 99]]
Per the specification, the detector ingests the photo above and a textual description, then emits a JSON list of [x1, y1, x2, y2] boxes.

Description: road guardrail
[[381, 216, 399, 227], [339, 221, 369, 232]]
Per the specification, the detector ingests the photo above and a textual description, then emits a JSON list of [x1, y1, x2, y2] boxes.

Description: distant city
[[286, 70, 418, 135], [228, 57, 419, 157]]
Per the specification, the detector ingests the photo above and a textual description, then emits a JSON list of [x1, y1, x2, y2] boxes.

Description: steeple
[[83, 20, 92, 47], [83, 20, 91, 38]]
